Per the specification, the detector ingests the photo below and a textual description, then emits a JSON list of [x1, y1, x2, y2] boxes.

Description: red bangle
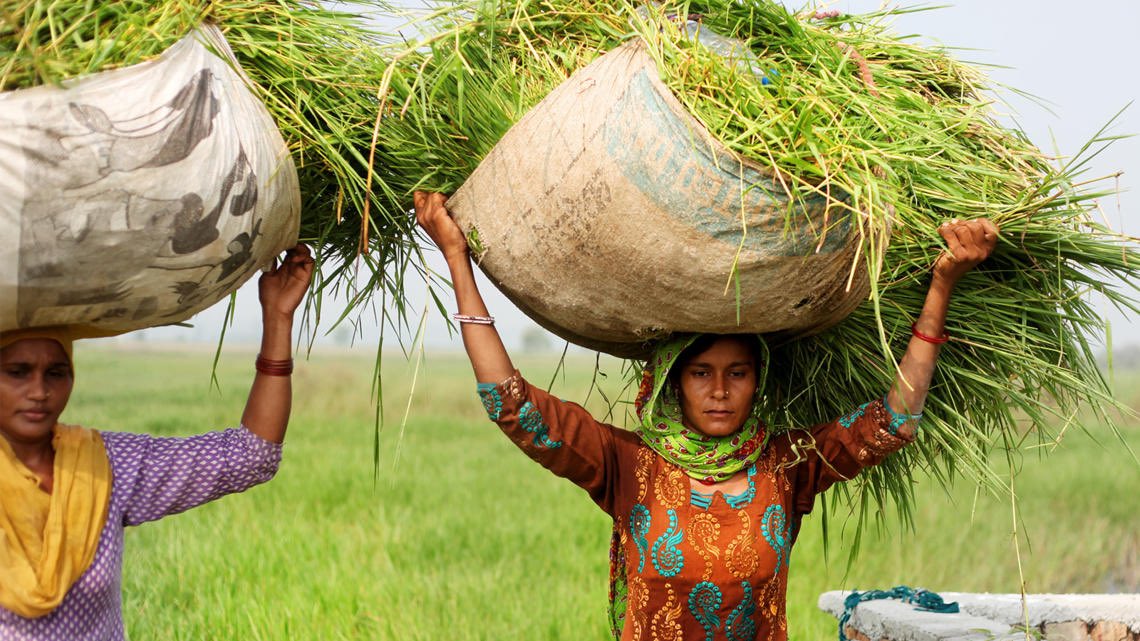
[[911, 323, 949, 344], [255, 355, 294, 376]]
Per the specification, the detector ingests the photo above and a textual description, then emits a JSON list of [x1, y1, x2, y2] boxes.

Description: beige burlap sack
[[0, 25, 299, 338], [449, 40, 874, 358]]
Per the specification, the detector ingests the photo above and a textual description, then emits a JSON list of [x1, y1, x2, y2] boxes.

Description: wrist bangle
[[453, 313, 495, 326], [255, 355, 293, 376], [911, 323, 949, 344]]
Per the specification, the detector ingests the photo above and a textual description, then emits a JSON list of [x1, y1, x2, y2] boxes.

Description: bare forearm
[[241, 312, 294, 444], [887, 275, 954, 434], [447, 254, 515, 383]]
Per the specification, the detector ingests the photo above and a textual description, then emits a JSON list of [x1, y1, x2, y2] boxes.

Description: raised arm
[[886, 218, 999, 436], [240, 244, 315, 443], [415, 191, 515, 384]]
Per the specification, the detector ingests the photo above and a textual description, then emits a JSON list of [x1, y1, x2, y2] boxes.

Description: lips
[[18, 409, 50, 422]]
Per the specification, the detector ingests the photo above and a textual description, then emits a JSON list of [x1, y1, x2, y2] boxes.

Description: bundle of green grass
[[1, 0, 412, 304], [376, 0, 1139, 517]]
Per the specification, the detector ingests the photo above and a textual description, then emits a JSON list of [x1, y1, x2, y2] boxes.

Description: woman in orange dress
[[415, 191, 998, 641]]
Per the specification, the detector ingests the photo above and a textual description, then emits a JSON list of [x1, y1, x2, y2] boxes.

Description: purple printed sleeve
[[100, 427, 282, 527]]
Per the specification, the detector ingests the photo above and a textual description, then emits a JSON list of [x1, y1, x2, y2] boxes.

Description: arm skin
[[415, 190, 1000, 434], [415, 191, 515, 384], [240, 244, 315, 443], [886, 218, 1000, 437]]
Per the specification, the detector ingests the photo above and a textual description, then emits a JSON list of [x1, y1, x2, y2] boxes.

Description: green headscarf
[[634, 334, 769, 484]]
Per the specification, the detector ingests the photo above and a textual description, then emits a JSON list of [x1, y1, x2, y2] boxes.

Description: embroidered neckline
[[689, 464, 757, 510]]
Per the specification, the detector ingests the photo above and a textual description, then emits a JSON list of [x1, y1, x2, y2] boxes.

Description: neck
[[3, 434, 55, 473]]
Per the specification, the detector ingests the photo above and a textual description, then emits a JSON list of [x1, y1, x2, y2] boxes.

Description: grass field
[[64, 345, 1139, 640]]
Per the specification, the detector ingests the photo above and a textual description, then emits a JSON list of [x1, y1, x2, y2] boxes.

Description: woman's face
[[0, 339, 73, 447], [676, 337, 757, 438]]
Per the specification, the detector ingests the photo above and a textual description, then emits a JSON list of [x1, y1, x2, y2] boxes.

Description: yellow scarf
[[0, 424, 112, 618]]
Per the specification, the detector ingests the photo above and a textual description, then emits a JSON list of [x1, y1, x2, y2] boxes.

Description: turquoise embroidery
[[476, 383, 503, 421], [651, 509, 685, 577], [518, 401, 562, 449], [838, 400, 871, 428], [690, 489, 713, 510], [689, 465, 758, 510], [761, 504, 793, 573], [726, 465, 757, 509], [882, 395, 922, 435], [725, 581, 756, 641], [631, 504, 651, 572], [687, 581, 723, 641]]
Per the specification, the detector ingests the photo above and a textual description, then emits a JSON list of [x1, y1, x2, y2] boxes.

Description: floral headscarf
[[633, 334, 769, 484]]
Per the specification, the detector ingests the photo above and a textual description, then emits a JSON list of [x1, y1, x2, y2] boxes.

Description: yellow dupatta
[[0, 424, 112, 618]]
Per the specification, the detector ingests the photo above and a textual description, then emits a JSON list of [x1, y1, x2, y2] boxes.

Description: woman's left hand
[[258, 244, 315, 319], [932, 218, 1000, 287]]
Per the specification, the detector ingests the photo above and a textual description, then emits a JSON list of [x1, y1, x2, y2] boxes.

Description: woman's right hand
[[414, 191, 469, 261], [414, 192, 515, 383]]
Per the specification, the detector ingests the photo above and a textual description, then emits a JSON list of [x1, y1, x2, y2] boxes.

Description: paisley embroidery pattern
[[761, 504, 792, 573], [654, 463, 688, 509], [688, 512, 722, 581], [651, 509, 685, 577], [518, 401, 562, 449], [628, 575, 649, 640], [650, 583, 684, 641], [725, 581, 757, 641], [631, 504, 651, 572], [725, 510, 759, 579], [687, 581, 723, 641], [475, 383, 503, 421], [636, 447, 654, 501], [757, 578, 787, 639]]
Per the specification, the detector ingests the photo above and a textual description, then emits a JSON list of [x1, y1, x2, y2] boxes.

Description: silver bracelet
[[453, 313, 495, 325]]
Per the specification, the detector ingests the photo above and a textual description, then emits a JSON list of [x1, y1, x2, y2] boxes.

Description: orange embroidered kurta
[[478, 372, 912, 641]]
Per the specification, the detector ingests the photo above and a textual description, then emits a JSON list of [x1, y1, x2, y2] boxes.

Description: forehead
[[687, 337, 754, 365], [0, 338, 70, 364]]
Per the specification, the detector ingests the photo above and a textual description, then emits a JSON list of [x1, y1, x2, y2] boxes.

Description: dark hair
[[666, 334, 765, 385]]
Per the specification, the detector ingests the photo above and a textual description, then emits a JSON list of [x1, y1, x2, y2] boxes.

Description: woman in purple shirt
[[0, 245, 314, 641]]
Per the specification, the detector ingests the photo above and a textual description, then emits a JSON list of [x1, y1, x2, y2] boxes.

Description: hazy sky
[[127, 0, 1139, 352]]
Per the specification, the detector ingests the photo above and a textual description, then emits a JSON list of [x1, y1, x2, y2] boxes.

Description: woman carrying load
[[0, 245, 314, 641], [414, 190, 999, 641]]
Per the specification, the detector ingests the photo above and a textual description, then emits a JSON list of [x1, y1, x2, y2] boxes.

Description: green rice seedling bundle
[[1, 0, 412, 304], [377, 0, 1140, 514]]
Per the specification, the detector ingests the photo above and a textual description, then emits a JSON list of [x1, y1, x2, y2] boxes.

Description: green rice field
[[65, 345, 1139, 640]]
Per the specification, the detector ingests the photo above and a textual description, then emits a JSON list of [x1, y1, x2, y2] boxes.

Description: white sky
[[123, 0, 1140, 352]]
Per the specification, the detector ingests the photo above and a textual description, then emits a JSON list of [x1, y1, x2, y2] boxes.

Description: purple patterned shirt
[[0, 427, 282, 641]]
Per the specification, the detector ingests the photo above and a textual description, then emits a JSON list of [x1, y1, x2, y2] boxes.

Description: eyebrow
[[1, 360, 71, 368], [687, 361, 754, 368]]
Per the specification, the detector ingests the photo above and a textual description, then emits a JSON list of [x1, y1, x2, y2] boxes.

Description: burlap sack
[[0, 25, 299, 338], [449, 40, 874, 358]]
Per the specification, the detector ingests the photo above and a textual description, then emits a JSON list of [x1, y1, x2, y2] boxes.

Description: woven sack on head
[[0, 25, 299, 337]]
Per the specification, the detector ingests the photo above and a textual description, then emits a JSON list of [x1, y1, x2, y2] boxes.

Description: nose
[[28, 374, 51, 401], [712, 374, 728, 400]]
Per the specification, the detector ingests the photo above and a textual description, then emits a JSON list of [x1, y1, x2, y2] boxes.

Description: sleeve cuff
[[476, 371, 526, 421]]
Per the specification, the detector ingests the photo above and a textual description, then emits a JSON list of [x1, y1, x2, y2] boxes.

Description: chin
[[694, 424, 744, 438]]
